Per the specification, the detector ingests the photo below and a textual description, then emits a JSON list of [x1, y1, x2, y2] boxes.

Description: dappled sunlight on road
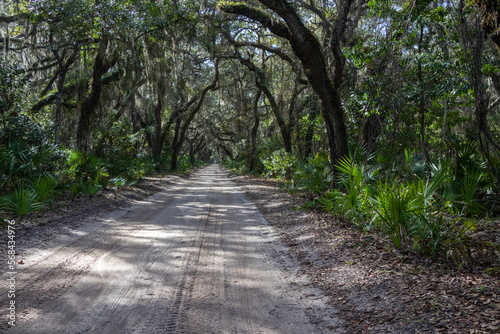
[[1, 165, 332, 334]]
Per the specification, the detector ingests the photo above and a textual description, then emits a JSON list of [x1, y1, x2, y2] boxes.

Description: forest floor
[[230, 172, 500, 333], [0, 165, 498, 333]]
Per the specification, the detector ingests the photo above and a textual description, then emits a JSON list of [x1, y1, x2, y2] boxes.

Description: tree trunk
[[171, 116, 181, 171], [304, 99, 319, 159], [258, 0, 349, 168], [418, 25, 430, 165], [54, 52, 64, 145], [460, 1, 500, 183], [472, 19, 500, 182], [250, 89, 262, 171], [53, 49, 77, 145], [153, 87, 165, 162], [77, 37, 108, 154], [237, 56, 292, 153]]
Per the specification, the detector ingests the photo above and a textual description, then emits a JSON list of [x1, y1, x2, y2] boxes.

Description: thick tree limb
[[77, 37, 110, 153], [0, 37, 26, 45], [28, 61, 58, 72], [31, 68, 121, 112], [224, 31, 308, 84], [218, 2, 292, 40], [330, 0, 354, 88], [227, 35, 294, 63]]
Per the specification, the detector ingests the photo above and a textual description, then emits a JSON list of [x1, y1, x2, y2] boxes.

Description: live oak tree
[[219, 0, 353, 170]]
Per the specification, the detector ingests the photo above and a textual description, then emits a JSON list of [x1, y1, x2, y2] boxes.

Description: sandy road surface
[[1, 165, 336, 333]]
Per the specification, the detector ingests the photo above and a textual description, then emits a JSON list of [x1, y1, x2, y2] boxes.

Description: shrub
[[331, 155, 373, 227], [30, 175, 57, 203], [318, 148, 490, 258], [109, 177, 127, 188], [1, 188, 44, 216], [293, 151, 333, 195], [71, 181, 88, 198], [371, 180, 419, 249], [87, 184, 101, 197], [262, 149, 298, 179]]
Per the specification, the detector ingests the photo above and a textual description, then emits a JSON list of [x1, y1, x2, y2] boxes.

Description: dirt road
[[2, 165, 337, 333]]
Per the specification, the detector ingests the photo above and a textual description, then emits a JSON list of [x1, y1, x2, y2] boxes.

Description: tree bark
[[76, 37, 109, 154], [171, 116, 182, 171], [250, 89, 262, 171], [460, 1, 500, 182], [304, 98, 319, 159], [472, 20, 500, 182], [473, 0, 500, 58], [153, 86, 166, 162], [0, 14, 28, 23], [52, 48, 78, 145], [418, 24, 430, 165], [31, 68, 121, 112]]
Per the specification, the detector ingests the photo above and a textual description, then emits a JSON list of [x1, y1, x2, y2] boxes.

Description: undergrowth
[[258, 145, 499, 267]]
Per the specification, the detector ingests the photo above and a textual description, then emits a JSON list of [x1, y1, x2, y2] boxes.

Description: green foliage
[[109, 177, 127, 188], [222, 157, 248, 174], [459, 168, 486, 215], [332, 155, 373, 226], [0, 141, 33, 192], [322, 147, 381, 227], [0, 0, 497, 270], [106, 155, 157, 181], [0, 112, 66, 201], [372, 180, 416, 248], [30, 175, 57, 203], [262, 141, 493, 260], [293, 152, 333, 195], [429, 143, 491, 216], [0, 61, 25, 116], [1, 188, 44, 216], [175, 155, 193, 172], [404, 149, 427, 179], [317, 144, 492, 259], [67, 151, 108, 183], [63, 150, 162, 196], [69, 180, 102, 198], [262, 149, 298, 180], [71, 181, 88, 198], [87, 184, 102, 197]]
